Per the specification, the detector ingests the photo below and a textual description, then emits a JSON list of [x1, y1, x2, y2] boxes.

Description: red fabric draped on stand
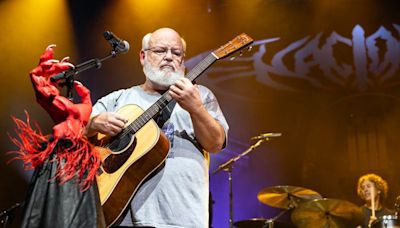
[[10, 112, 99, 191], [9, 45, 100, 191], [8, 45, 105, 228]]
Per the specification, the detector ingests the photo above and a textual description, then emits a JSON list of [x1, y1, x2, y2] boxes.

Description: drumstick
[[371, 187, 376, 219], [367, 188, 377, 228]]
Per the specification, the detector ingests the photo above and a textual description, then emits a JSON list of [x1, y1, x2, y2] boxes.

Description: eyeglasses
[[144, 47, 184, 59]]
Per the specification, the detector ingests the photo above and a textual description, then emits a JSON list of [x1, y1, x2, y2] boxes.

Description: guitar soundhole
[[108, 132, 133, 151], [103, 133, 137, 173]]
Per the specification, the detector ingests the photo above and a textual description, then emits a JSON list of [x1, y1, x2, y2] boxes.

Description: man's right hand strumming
[[85, 112, 128, 137]]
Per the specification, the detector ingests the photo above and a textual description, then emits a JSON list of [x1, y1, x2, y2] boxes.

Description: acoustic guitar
[[92, 33, 254, 227]]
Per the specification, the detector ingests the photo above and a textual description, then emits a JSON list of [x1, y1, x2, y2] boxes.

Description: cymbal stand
[[263, 207, 292, 228], [213, 138, 271, 228]]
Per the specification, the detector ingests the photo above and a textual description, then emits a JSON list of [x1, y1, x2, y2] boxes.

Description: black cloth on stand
[[21, 152, 105, 228]]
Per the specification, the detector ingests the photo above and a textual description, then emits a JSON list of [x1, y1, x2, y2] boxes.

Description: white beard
[[143, 61, 184, 89]]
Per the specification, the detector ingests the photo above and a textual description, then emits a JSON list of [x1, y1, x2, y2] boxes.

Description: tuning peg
[[247, 46, 253, 52], [230, 55, 236, 61], [239, 51, 243, 56]]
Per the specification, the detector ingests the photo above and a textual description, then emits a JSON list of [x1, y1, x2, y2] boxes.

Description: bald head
[[142, 28, 186, 52]]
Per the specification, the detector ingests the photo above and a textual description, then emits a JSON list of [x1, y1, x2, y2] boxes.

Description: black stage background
[[1, 0, 400, 227]]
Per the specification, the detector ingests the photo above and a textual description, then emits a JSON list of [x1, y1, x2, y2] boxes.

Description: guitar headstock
[[212, 33, 254, 59]]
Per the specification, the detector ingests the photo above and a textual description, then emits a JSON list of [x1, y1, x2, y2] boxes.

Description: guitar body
[[93, 104, 170, 227]]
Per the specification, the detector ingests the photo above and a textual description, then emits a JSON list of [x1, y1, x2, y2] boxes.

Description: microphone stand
[[212, 138, 272, 228], [0, 203, 21, 228], [50, 49, 123, 100]]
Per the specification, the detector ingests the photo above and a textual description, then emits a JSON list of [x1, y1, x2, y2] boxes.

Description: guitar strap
[[155, 100, 177, 128]]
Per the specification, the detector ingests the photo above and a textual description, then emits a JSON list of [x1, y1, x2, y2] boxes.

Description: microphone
[[103, 31, 130, 53], [250, 132, 282, 140]]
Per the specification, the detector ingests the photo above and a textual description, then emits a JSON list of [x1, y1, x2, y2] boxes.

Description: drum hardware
[[291, 198, 363, 228], [371, 215, 400, 228], [370, 197, 400, 228], [234, 212, 296, 228], [233, 217, 295, 228], [0, 202, 21, 228], [394, 195, 400, 216], [233, 218, 273, 228], [212, 133, 282, 228]]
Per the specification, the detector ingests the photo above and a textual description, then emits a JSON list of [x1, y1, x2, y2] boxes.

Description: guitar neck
[[127, 53, 217, 133]]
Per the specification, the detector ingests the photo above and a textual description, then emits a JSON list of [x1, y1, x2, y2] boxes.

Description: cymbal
[[291, 198, 363, 228], [257, 185, 322, 209]]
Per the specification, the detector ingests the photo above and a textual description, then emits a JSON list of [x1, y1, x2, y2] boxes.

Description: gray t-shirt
[[91, 85, 229, 228]]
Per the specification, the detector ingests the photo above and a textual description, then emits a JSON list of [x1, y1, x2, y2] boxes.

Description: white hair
[[142, 33, 152, 50]]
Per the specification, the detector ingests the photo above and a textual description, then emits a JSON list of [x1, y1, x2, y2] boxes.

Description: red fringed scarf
[[9, 113, 100, 191]]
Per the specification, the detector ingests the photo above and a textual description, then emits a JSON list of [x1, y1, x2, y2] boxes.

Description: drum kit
[[234, 185, 367, 228], [370, 215, 400, 228], [213, 134, 399, 227]]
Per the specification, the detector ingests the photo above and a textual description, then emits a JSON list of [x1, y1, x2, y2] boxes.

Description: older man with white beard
[[86, 28, 228, 228]]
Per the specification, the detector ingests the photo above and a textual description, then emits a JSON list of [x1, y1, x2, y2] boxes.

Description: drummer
[[357, 173, 394, 227]]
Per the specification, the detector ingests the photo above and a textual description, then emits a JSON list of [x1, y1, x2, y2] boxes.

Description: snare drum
[[371, 215, 400, 228]]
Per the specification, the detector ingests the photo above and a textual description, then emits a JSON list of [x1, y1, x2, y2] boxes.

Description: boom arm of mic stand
[[212, 138, 267, 175], [50, 50, 120, 84], [49, 50, 121, 100]]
